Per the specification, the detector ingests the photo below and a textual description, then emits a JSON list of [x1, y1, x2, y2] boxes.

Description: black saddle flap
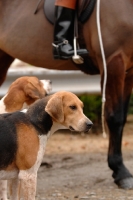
[[44, 0, 96, 24], [44, 0, 55, 24]]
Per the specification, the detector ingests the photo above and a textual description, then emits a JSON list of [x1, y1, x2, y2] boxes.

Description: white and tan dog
[[0, 91, 92, 200], [0, 76, 52, 113], [0, 76, 52, 200]]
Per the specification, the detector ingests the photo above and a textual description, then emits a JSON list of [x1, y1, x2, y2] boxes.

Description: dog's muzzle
[[69, 121, 93, 133]]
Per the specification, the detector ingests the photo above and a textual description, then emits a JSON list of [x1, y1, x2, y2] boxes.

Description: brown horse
[[0, 0, 133, 189]]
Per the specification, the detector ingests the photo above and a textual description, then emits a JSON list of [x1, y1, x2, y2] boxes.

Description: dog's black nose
[[87, 122, 93, 129], [84, 121, 93, 133]]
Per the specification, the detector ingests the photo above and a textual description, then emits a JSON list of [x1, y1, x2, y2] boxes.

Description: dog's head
[[4, 76, 52, 112], [45, 91, 93, 133]]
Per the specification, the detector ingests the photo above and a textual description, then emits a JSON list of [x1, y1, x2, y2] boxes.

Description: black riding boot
[[53, 6, 88, 59]]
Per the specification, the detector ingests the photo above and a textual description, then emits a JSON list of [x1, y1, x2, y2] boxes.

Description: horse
[[0, 0, 133, 189]]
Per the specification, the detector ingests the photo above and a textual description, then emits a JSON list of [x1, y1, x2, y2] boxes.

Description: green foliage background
[[79, 94, 133, 125], [79, 94, 102, 125], [128, 94, 133, 114]]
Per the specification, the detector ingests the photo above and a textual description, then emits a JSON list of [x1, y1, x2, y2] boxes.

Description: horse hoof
[[118, 177, 133, 189]]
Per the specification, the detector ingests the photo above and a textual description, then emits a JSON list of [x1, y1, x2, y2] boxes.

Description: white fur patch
[[0, 95, 7, 114], [21, 102, 29, 110], [40, 80, 52, 94], [21, 108, 28, 113], [49, 122, 67, 137], [0, 170, 18, 180], [0, 180, 7, 200]]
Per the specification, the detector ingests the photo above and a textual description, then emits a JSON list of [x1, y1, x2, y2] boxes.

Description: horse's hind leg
[[0, 50, 14, 86], [117, 68, 133, 188], [104, 54, 133, 189]]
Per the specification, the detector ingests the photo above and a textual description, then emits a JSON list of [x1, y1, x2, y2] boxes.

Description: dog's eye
[[69, 105, 76, 110]]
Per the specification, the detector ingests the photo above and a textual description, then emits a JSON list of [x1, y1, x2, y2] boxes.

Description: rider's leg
[[52, 0, 88, 59]]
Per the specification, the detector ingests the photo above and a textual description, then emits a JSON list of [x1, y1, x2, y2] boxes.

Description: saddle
[[34, 0, 99, 73], [44, 0, 96, 24]]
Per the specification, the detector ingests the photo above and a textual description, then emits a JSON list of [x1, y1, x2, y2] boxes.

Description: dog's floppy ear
[[24, 81, 43, 99], [45, 96, 64, 123]]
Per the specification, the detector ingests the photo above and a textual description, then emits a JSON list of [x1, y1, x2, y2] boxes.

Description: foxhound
[[0, 91, 92, 200]]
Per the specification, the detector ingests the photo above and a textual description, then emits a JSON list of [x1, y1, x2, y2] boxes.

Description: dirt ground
[[36, 115, 133, 200]]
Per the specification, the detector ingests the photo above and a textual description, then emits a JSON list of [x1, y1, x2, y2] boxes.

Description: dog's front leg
[[0, 180, 8, 200], [19, 170, 37, 200], [10, 178, 20, 200]]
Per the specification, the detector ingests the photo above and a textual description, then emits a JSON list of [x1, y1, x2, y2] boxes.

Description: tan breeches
[[55, 0, 77, 9]]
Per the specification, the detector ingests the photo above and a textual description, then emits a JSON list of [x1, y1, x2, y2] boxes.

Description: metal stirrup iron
[[72, 11, 84, 64]]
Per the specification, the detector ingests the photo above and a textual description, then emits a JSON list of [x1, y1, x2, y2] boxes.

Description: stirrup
[[72, 37, 84, 64], [52, 40, 75, 60]]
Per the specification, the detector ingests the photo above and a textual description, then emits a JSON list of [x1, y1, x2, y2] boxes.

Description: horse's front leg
[[104, 54, 133, 189]]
